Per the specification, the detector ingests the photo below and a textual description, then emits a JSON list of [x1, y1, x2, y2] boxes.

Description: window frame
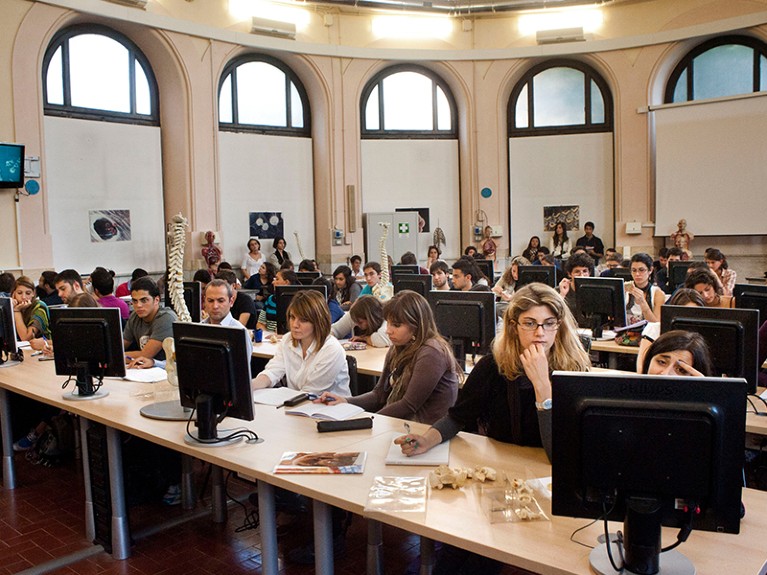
[[217, 54, 311, 137], [664, 35, 767, 103], [360, 64, 458, 140], [508, 59, 613, 138], [42, 24, 159, 126]]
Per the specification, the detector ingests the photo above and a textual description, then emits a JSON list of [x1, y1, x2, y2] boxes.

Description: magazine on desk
[[274, 451, 367, 474]]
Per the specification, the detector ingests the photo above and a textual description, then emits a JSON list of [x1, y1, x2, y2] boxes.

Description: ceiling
[[298, 0, 615, 16]]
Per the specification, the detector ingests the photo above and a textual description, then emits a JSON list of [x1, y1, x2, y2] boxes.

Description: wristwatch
[[535, 398, 552, 411]]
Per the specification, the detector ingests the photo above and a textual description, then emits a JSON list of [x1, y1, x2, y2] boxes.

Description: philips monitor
[[552, 371, 745, 575], [427, 290, 495, 370], [661, 305, 759, 394], [516, 265, 557, 289], [573, 276, 627, 337], [173, 322, 255, 445], [733, 284, 767, 327], [50, 307, 125, 400], [474, 259, 494, 282], [610, 267, 634, 283], [0, 143, 24, 189], [274, 284, 327, 335], [668, 260, 704, 292], [0, 297, 21, 367], [165, 281, 202, 323], [294, 271, 322, 286], [391, 265, 420, 282], [393, 274, 432, 297]]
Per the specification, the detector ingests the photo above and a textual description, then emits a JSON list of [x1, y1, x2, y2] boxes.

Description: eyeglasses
[[517, 319, 560, 332]]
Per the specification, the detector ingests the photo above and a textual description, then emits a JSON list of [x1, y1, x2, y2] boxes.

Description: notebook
[[384, 432, 450, 466], [252, 387, 302, 406], [284, 402, 365, 421]]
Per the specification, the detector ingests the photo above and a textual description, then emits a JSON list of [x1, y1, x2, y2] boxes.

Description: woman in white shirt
[[331, 295, 391, 347], [240, 238, 265, 281], [549, 222, 572, 260], [253, 290, 350, 397]]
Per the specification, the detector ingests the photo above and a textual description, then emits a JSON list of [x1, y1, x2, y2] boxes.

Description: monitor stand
[[0, 351, 23, 368], [590, 538, 694, 575], [62, 367, 109, 401], [140, 401, 195, 421]]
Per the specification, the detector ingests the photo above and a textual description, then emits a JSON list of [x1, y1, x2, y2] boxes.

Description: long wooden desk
[[3, 352, 767, 575]]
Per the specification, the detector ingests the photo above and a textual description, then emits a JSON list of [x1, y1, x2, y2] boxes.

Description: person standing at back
[[575, 221, 604, 265]]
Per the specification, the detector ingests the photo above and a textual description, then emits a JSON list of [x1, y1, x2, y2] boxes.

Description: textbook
[[274, 451, 367, 474], [284, 402, 365, 421]]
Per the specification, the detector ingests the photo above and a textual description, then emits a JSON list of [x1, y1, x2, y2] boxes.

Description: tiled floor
[[0, 447, 534, 575]]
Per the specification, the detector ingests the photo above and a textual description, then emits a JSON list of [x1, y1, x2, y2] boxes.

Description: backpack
[[26, 414, 75, 467]]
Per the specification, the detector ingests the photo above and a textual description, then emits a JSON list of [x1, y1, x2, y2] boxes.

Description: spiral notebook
[[384, 433, 450, 466]]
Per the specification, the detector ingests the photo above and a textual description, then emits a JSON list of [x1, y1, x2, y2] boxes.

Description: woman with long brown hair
[[330, 295, 391, 347], [319, 290, 459, 424]]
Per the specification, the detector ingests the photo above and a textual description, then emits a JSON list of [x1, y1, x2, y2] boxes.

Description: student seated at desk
[[330, 295, 391, 347], [54, 268, 84, 305], [684, 268, 734, 309], [319, 291, 459, 424], [11, 276, 51, 341], [625, 253, 664, 323], [332, 264, 361, 311], [256, 269, 296, 333], [640, 330, 714, 377], [557, 252, 595, 328], [396, 283, 590, 575], [253, 290, 350, 397], [123, 277, 177, 368]]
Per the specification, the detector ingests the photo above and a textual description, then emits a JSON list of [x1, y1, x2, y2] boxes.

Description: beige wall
[[3, 0, 767, 277]]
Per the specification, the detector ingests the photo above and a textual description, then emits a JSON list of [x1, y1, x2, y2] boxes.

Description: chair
[[346, 354, 359, 396]]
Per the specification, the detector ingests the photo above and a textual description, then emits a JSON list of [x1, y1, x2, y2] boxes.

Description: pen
[[404, 422, 418, 448]]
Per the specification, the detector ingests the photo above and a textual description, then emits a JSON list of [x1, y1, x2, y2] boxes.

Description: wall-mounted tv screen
[[0, 143, 24, 189]]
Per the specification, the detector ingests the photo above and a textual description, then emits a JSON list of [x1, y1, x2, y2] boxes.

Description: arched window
[[43, 25, 158, 124], [361, 65, 457, 138], [665, 35, 767, 103], [509, 60, 612, 137], [218, 55, 310, 136]]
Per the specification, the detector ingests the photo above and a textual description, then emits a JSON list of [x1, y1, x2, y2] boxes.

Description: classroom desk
[[4, 352, 767, 575]]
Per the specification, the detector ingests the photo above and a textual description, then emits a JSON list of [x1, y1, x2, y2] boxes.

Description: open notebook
[[385, 432, 450, 466]]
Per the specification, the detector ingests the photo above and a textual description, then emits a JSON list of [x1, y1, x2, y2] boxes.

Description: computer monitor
[[165, 281, 202, 323], [668, 260, 703, 291], [274, 284, 327, 334], [661, 305, 759, 394], [427, 290, 495, 369], [552, 371, 745, 575], [733, 284, 767, 327], [393, 274, 432, 297], [474, 259, 494, 282], [0, 143, 25, 189], [515, 265, 557, 288], [391, 265, 420, 282], [173, 322, 254, 445], [573, 277, 627, 337], [295, 271, 322, 286], [0, 297, 21, 368], [50, 307, 125, 400], [610, 267, 633, 283]]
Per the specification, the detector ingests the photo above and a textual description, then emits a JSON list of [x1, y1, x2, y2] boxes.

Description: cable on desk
[[184, 408, 261, 444], [747, 393, 767, 415], [601, 498, 624, 572], [660, 504, 695, 553], [568, 518, 597, 549]]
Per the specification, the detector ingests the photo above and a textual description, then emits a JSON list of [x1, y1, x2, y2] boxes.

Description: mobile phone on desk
[[38, 356, 55, 361]]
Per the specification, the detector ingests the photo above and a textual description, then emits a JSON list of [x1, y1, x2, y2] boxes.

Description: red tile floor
[[0, 449, 534, 575]]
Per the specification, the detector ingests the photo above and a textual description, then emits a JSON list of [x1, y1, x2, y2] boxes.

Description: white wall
[[218, 132, 315, 265], [509, 132, 614, 256], [44, 116, 166, 274], [360, 139, 460, 263]]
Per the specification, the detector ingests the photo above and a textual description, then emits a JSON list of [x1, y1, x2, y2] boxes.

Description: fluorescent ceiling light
[[372, 15, 453, 39], [229, 0, 310, 30], [518, 7, 603, 36]]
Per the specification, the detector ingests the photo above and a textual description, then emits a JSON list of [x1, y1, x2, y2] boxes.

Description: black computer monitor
[[295, 271, 322, 286], [0, 143, 25, 189], [515, 265, 557, 288], [391, 265, 420, 282], [552, 371, 745, 575], [661, 305, 759, 394], [427, 290, 495, 369], [275, 284, 327, 334], [173, 322, 254, 444], [165, 281, 202, 323], [574, 276, 627, 337], [474, 259, 494, 282], [668, 260, 703, 291], [0, 297, 21, 367], [733, 284, 767, 327], [50, 307, 125, 399], [393, 274, 432, 297], [610, 267, 633, 283]]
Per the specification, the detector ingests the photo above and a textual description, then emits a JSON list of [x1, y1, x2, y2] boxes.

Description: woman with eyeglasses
[[624, 252, 664, 323], [395, 283, 590, 574], [318, 291, 460, 424]]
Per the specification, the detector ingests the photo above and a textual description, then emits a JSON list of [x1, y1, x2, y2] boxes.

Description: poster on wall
[[249, 212, 284, 239], [543, 205, 579, 232], [395, 207, 429, 232], [89, 209, 131, 242]]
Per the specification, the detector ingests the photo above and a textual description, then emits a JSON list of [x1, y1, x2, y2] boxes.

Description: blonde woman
[[492, 256, 531, 302], [395, 283, 590, 574], [320, 291, 459, 424]]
